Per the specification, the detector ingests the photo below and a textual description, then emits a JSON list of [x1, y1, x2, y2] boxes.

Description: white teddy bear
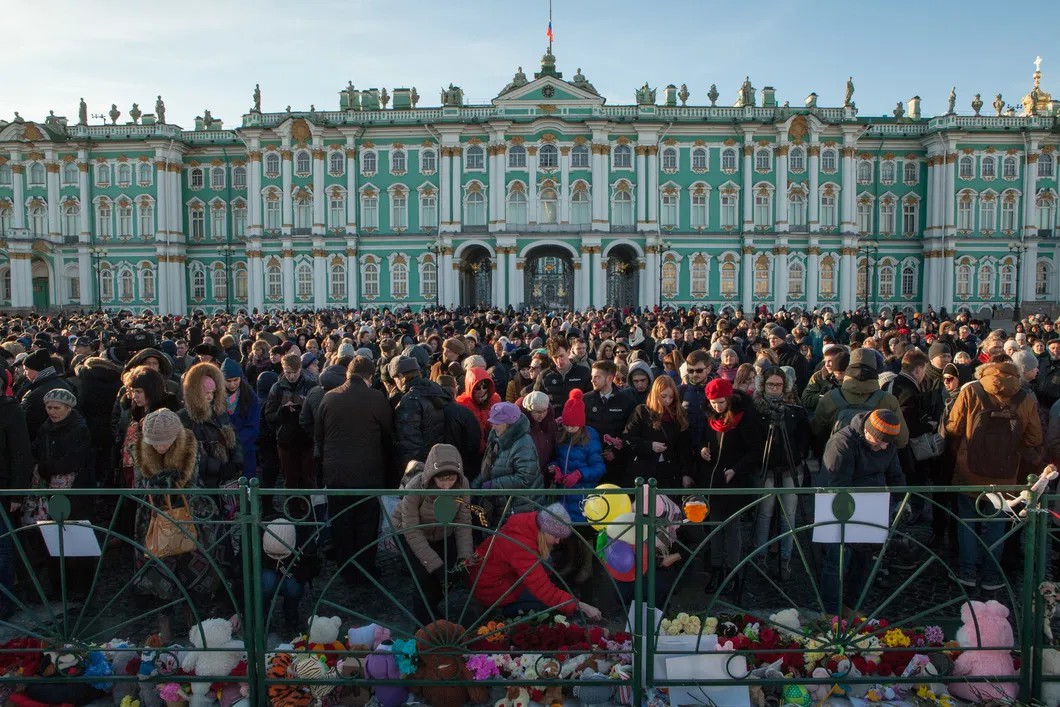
[[180, 618, 246, 707]]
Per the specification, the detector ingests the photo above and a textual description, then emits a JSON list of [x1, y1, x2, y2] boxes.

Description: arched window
[[62, 203, 79, 238], [29, 163, 46, 186], [755, 149, 770, 172], [361, 151, 377, 175], [233, 201, 247, 237], [421, 257, 437, 299], [753, 188, 772, 228], [720, 258, 737, 296], [880, 197, 896, 235], [820, 257, 835, 297], [210, 203, 226, 240], [390, 188, 408, 229], [721, 148, 738, 172], [190, 265, 206, 300], [136, 265, 154, 300], [570, 187, 590, 225], [420, 149, 436, 173], [753, 254, 770, 297], [112, 163, 129, 186], [0, 163, 11, 186], [328, 192, 345, 230], [788, 260, 805, 298], [956, 263, 972, 298], [117, 201, 133, 238], [788, 147, 805, 173], [189, 167, 204, 189], [212, 266, 227, 300], [28, 206, 46, 236], [904, 161, 919, 185], [100, 268, 115, 301], [363, 259, 379, 298], [878, 264, 895, 299], [329, 151, 345, 175], [980, 194, 997, 232], [507, 188, 527, 225], [391, 150, 406, 174], [539, 144, 559, 169], [508, 146, 526, 169], [789, 191, 806, 230], [96, 199, 112, 237], [957, 192, 975, 231], [857, 160, 872, 183], [391, 259, 408, 298], [901, 265, 916, 297], [881, 161, 896, 184], [293, 193, 312, 230], [856, 198, 873, 233], [1040, 154, 1055, 179], [978, 263, 994, 299], [691, 147, 708, 172], [209, 166, 224, 189], [981, 156, 996, 180], [295, 262, 313, 299], [821, 149, 837, 173], [361, 191, 379, 229], [1002, 156, 1018, 179], [295, 150, 311, 175], [96, 163, 111, 186], [1001, 192, 1018, 231], [661, 191, 678, 228], [65, 266, 80, 304], [1037, 261, 1051, 297], [660, 257, 678, 298], [690, 255, 708, 297], [538, 187, 558, 224], [1037, 194, 1057, 229], [720, 191, 738, 229], [330, 260, 346, 300], [139, 162, 153, 185], [63, 162, 79, 185], [464, 190, 486, 226], [465, 145, 484, 170], [264, 152, 280, 177], [613, 145, 632, 169], [903, 197, 919, 235], [0, 207, 11, 235], [419, 190, 437, 228], [662, 147, 678, 171], [690, 189, 708, 228], [612, 188, 633, 227], [1000, 263, 1016, 298], [571, 145, 590, 169], [234, 266, 248, 302], [264, 193, 281, 231], [189, 204, 205, 240], [266, 264, 282, 300]]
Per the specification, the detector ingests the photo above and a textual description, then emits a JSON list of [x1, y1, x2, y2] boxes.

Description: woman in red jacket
[[467, 503, 602, 621]]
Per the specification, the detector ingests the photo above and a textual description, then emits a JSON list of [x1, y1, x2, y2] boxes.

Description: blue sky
[[4, 0, 1058, 128]]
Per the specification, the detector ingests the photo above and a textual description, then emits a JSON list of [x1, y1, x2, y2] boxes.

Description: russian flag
[[546, 21, 554, 43]]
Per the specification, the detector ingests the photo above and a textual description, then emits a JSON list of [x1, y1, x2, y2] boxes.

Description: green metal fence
[[0, 479, 1053, 705]]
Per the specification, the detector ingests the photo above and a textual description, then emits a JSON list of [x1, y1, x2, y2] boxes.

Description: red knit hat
[[561, 389, 586, 427], [705, 378, 734, 400]]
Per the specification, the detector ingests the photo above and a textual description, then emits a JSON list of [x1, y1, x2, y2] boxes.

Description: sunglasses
[[687, 367, 706, 374], [475, 382, 490, 390]]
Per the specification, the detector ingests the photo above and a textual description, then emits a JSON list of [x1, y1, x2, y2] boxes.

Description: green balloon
[[48, 495, 71, 523], [832, 492, 856, 523], [433, 496, 457, 524]]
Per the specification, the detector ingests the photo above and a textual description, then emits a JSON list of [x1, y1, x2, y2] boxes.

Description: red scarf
[[709, 411, 743, 433]]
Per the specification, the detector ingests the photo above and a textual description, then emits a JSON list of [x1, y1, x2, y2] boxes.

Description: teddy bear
[[292, 616, 345, 668], [495, 686, 531, 707], [950, 599, 1017, 703], [536, 657, 565, 707], [363, 641, 409, 707], [409, 620, 488, 707], [768, 608, 802, 639], [180, 618, 246, 707]]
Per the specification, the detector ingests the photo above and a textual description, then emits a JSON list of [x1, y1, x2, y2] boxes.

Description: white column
[[248, 147, 262, 236], [591, 248, 604, 308], [590, 144, 606, 229], [808, 142, 820, 232], [439, 148, 452, 228], [647, 147, 659, 227], [636, 147, 647, 228], [645, 247, 657, 306], [440, 249, 453, 308], [45, 155, 60, 239], [942, 248, 955, 312], [806, 242, 820, 310], [841, 238, 857, 311], [741, 144, 754, 233], [450, 147, 463, 229], [154, 244, 169, 314], [345, 145, 358, 233], [78, 152, 91, 240], [498, 145, 508, 230], [841, 145, 856, 234], [776, 144, 789, 233], [281, 144, 292, 235], [922, 246, 935, 311], [10, 155, 25, 229], [313, 240, 326, 308], [740, 242, 754, 312], [312, 144, 326, 235], [774, 242, 789, 310], [944, 153, 957, 238], [638, 257, 648, 304], [508, 253, 520, 307], [494, 248, 507, 307], [527, 147, 538, 224], [346, 245, 359, 309], [282, 242, 294, 310], [169, 159, 183, 238], [1025, 147, 1040, 241], [1023, 240, 1039, 304], [488, 146, 501, 232], [248, 247, 264, 313], [559, 147, 570, 225], [578, 247, 591, 310], [77, 246, 92, 309]]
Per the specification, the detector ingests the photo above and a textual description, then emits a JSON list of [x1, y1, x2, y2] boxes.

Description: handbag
[[909, 432, 945, 462], [144, 495, 198, 559]]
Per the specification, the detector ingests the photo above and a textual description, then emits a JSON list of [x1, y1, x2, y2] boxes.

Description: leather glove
[[562, 470, 583, 488]]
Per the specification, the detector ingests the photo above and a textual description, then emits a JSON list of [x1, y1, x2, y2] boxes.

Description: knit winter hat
[[263, 519, 296, 560], [522, 390, 550, 412], [1011, 348, 1039, 374], [560, 388, 586, 427], [353, 346, 373, 360], [487, 401, 522, 425], [536, 503, 572, 540], [300, 352, 317, 369], [142, 408, 183, 447], [705, 378, 734, 400], [442, 337, 466, 359], [43, 388, 77, 408], [23, 349, 52, 372], [220, 357, 243, 380], [928, 342, 951, 361], [866, 409, 900, 444]]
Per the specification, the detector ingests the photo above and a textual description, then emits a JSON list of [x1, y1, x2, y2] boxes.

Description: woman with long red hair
[[623, 376, 690, 489]]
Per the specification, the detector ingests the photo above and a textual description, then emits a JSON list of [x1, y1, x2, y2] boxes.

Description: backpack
[[829, 388, 887, 436], [965, 383, 1027, 479]]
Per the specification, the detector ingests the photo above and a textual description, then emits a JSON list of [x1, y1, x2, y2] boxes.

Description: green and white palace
[[2, 51, 1059, 316]]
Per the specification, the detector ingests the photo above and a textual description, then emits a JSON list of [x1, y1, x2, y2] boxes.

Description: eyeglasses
[[687, 367, 706, 374], [475, 382, 490, 390], [943, 376, 957, 382]]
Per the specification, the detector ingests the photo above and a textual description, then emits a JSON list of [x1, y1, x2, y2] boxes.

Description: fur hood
[[127, 347, 173, 378], [134, 426, 198, 486], [751, 365, 798, 415], [975, 360, 1022, 400], [182, 362, 227, 422], [78, 355, 123, 379]]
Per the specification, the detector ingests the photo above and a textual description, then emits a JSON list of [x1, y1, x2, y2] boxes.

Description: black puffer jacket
[[264, 372, 318, 447], [20, 370, 76, 442], [0, 395, 33, 497], [34, 410, 95, 517], [299, 364, 347, 442], [76, 357, 124, 453], [394, 377, 450, 470]]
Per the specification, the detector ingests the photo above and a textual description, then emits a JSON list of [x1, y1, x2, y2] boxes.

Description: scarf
[[709, 411, 743, 433], [226, 388, 239, 416]]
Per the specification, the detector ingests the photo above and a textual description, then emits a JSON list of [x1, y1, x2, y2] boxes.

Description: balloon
[[605, 511, 637, 544], [604, 543, 650, 582], [583, 489, 632, 531], [604, 540, 635, 573]]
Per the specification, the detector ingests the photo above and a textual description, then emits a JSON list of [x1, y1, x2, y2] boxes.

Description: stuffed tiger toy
[[266, 653, 310, 707]]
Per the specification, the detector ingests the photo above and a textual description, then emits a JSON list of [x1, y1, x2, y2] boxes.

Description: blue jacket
[[551, 426, 606, 522], [229, 379, 261, 478]]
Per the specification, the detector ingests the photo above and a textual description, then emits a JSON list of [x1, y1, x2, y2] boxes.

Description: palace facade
[[1, 51, 1058, 316]]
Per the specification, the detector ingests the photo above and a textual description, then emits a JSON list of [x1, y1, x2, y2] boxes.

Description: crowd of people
[[0, 303, 1052, 631]]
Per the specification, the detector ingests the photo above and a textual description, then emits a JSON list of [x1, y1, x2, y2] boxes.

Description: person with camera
[[750, 366, 810, 581], [264, 353, 318, 489]]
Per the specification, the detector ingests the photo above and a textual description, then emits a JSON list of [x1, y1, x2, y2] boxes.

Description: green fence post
[[1020, 487, 1042, 702], [632, 477, 645, 702], [243, 479, 266, 705]]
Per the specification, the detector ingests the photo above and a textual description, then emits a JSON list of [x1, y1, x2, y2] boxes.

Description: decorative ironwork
[[524, 247, 573, 310]]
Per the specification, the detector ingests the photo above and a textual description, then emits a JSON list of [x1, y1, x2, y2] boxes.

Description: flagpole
[[549, 0, 553, 52]]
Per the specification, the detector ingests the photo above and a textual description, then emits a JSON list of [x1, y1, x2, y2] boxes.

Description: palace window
[[901, 265, 916, 298], [191, 266, 206, 301], [959, 156, 974, 180], [211, 205, 226, 240], [294, 195, 311, 230], [721, 148, 737, 172], [661, 192, 678, 228], [233, 203, 246, 237], [97, 201, 112, 238], [265, 199, 280, 230], [361, 193, 379, 229], [691, 192, 708, 229], [96, 164, 111, 186], [662, 147, 678, 172], [28, 163, 50, 187], [1000, 263, 1016, 297], [421, 258, 437, 299], [117, 203, 133, 238], [903, 199, 918, 235], [141, 268, 155, 302], [295, 151, 311, 175], [391, 260, 408, 298], [979, 197, 996, 233], [539, 187, 558, 224], [212, 266, 227, 300], [235, 267, 248, 301], [63, 162, 79, 186], [100, 269, 114, 301], [210, 166, 225, 189], [465, 145, 485, 171], [266, 264, 282, 300], [0, 207, 10, 235], [464, 190, 486, 225], [420, 149, 436, 173], [612, 190, 633, 227], [189, 167, 204, 189], [539, 144, 559, 169], [508, 146, 526, 169], [363, 260, 379, 298], [821, 149, 837, 173], [571, 188, 590, 225], [0, 164, 11, 186], [613, 145, 632, 169], [571, 145, 589, 169], [754, 191, 772, 228], [978, 263, 994, 299], [391, 191, 408, 229], [956, 263, 972, 298], [391, 150, 406, 174], [857, 160, 872, 184], [957, 195, 975, 231], [507, 190, 527, 225], [788, 260, 805, 298], [690, 255, 708, 298], [753, 254, 770, 297], [1037, 194, 1057, 229], [720, 259, 737, 296], [981, 156, 996, 180], [878, 264, 895, 299], [661, 258, 677, 298], [232, 165, 246, 188], [755, 149, 771, 172], [1003, 156, 1018, 179], [329, 194, 345, 230], [904, 161, 919, 185], [329, 152, 345, 176], [420, 192, 437, 228], [720, 193, 738, 229], [692, 147, 708, 172], [1040, 155, 1055, 179], [190, 207, 205, 240], [789, 192, 806, 230], [1037, 261, 1051, 297], [788, 147, 805, 173], [820, 258, 835, 297], [856, 200, 872, 233], [264, 153, 280, 178], [361, 151, 377, 175], [880, 161, 896, 184], [62, 203, 79, 238], [1001, 196, 1018, 232], [28, 206, 45, 237], [330, 260, 346, 300], [296, 262, 313, 299]]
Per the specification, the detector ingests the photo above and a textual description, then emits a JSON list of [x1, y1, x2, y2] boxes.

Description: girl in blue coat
[[548, 389, 606, 523]]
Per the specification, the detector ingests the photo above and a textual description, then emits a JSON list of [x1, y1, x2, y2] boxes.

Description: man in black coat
[[75, 353, 124, 490], [19, 349, 75, 443], [315, 356, 394, 586], [766, 325, 809, 394], [534, 335, 591, 418], [436, 374, 483, 476], [392, 356, 449, 471], [0, 364, 32, 619], [584, 360, 636, 484]]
